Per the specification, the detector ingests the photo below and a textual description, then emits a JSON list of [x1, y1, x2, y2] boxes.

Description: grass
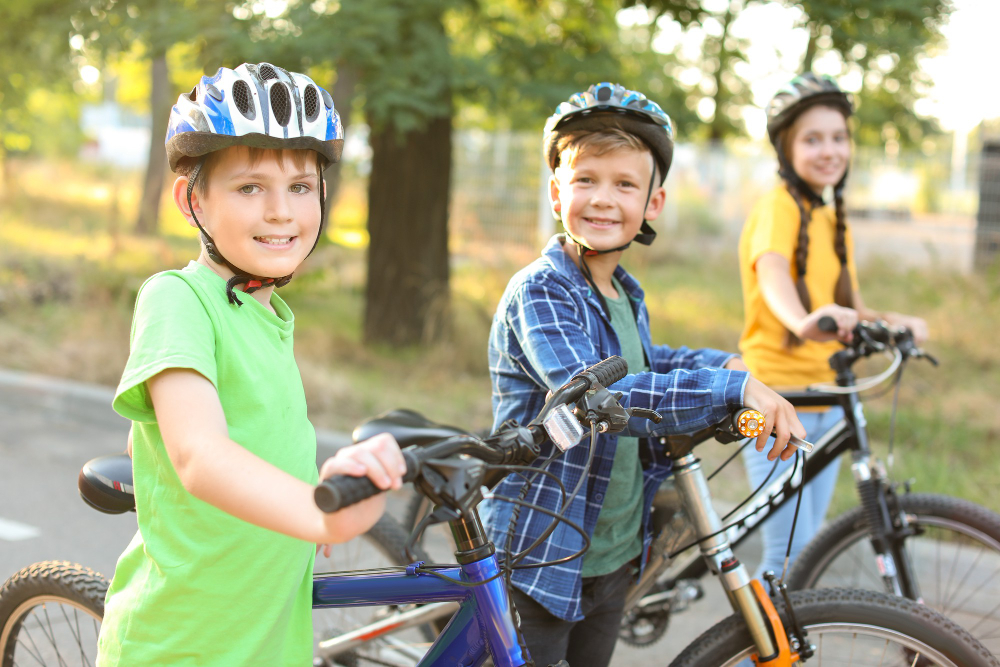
[[1, 157, 998, 514]]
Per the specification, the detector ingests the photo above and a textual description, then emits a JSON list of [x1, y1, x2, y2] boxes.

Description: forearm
[[758, 265, 811, 336], [177, 433, 384, 544]]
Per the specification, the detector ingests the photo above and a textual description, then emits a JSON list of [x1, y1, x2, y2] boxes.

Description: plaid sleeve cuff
[[713, 368, 749, 411]]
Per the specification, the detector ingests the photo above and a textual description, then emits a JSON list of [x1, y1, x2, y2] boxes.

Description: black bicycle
[[399, 320, 1000, 656]]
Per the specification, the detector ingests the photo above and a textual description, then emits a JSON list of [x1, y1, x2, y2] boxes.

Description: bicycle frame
[[312, 511, 529, 667], [629, 351, 921, 614]]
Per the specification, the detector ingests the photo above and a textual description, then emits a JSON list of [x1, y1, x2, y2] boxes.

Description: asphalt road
[[0, 369, 755, 665]]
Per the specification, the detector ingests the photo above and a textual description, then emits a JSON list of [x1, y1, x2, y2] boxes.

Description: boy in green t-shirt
[[97, 63, 405, 666]]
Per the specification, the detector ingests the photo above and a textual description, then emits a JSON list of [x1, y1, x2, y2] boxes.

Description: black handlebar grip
[[584, 356, 629, 388], [817, 316, 838, 333], [314, 449, 420, 513]]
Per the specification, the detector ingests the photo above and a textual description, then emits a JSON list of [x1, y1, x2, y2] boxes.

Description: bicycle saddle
[[79, 454, 136, 514], [351, 409, 472, 447]]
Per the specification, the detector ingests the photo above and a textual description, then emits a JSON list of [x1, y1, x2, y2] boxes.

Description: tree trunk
[[364, 113, 452, 346], [135, 51, 170, 235], [708, 3, 735, 142], [801, 23, 818, 73]]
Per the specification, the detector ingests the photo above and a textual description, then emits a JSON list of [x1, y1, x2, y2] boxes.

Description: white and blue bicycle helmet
[[166, 62, 344, 305]]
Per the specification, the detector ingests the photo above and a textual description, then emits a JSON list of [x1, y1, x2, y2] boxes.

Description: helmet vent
[[270, 83, 291, 126], [304, 85, 320, 122], [232, 80, 254, 119], [259, 64, 278, 81]]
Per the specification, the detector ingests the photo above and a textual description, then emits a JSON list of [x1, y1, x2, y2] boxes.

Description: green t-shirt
[[98, 262, 318, 666], [581, 278, 648, 578]]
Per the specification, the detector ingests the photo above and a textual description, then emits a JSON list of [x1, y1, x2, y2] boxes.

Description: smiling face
[[786, 104, 851, 194], [550, 144, 665, 254], [176, 146, 323, 281]]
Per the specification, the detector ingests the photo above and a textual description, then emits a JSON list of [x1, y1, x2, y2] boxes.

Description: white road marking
[[0, 517, 40, 541]]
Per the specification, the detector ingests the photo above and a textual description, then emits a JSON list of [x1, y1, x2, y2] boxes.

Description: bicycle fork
[[672, 454, 804, 665], [852, 454, 924, 602]]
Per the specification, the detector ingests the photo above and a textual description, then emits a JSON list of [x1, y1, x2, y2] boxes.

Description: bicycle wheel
[[0, 561, 107, 667], [669, 588, 1000, 666], [787, 492, 1000, 656], [313, 513, 446, 667]]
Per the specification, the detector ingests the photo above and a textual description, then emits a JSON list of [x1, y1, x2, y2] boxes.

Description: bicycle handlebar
[[817, 316, 935, 366], [314, 356, 631, 514]]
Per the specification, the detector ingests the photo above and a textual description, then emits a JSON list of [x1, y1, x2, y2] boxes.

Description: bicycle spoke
[[40, 604, 70, 667], [16, 622, 47, 667], [937, 541, 983, 613]]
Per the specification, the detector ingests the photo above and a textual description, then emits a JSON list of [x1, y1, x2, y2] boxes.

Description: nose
[[590, 182, 614, 207], [264, 190, 293, 223]]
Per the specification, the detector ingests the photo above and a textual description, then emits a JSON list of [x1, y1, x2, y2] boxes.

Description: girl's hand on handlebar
[[885, 313, 929, 345], [742, 377, 806, 461], [800, 305, 858, 343]]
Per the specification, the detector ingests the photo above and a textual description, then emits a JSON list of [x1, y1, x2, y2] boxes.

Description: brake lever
[[628, 407, 662, 423], [574, 385, 630, 433]]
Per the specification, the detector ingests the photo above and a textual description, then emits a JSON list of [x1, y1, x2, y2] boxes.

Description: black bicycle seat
[[79, 454, 136, 514], [352, 409, 472, 447]]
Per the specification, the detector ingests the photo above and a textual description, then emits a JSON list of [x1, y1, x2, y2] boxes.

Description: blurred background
[[1, 0, 998, 513]]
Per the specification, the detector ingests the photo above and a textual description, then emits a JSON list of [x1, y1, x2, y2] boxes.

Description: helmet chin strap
[[185, 156, 327, 306]]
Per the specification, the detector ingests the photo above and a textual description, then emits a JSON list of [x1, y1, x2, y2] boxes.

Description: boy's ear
[[172, 176, 203, 230], [645, 184, 667, 221], [548, 173, 562, 214]]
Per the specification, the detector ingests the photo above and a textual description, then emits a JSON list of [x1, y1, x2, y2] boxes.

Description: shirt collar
[[541, 234, 646, 304]]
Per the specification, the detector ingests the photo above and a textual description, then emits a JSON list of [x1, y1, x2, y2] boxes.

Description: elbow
[[164, 438, 205, 495]]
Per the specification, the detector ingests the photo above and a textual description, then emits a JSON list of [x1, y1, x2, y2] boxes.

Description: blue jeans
[[740, 407, 844, 580]]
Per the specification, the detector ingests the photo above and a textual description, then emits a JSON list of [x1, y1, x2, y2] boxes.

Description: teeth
[[255, 237, 293, 245]]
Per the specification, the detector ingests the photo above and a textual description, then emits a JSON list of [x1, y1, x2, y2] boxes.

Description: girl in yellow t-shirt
[[737, 73, 928, 578]]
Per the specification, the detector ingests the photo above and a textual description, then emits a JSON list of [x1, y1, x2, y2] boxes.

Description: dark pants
[[509, 561, 635, 667]]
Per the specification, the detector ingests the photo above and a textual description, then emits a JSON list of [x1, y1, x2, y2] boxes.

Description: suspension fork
[[847, 394, 923, 601], [672, 454, 801, 664]]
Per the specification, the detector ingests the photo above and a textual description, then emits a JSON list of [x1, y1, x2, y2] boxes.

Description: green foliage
[[794, 0, 951, 147], [626, 0, 951, 144], [0, 0, 78, 156]]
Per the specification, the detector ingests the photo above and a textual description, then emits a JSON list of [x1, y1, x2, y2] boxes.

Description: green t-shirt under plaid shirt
[[98, 261, 318, 666], [581, 277, 650, 577]]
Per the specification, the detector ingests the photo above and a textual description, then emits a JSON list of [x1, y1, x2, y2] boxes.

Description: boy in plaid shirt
[[484, 83, 803, 667]]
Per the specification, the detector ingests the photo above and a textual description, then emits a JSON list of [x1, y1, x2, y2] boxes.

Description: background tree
[[283, 0, 624, 346], [0, 0, 77, 190], [72, 0, 244, 235], [632, 0, 951, 144], [794, 0, 951, 147]]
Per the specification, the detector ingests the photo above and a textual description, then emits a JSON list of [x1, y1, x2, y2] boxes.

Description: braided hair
[[766, 74, 854, 346]]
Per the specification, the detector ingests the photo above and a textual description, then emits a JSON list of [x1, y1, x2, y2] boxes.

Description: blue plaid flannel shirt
[[484, 235, 748, 622]]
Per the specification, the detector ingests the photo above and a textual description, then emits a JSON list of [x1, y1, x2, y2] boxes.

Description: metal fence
[[337, 128, 983, 270]]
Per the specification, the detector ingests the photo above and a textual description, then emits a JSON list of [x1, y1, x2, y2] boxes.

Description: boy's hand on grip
[[319, 433, 407, 492], [742, 377, 806, 461]]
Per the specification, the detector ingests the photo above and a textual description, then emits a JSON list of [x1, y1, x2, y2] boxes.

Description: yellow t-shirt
[[738, 184, 859, 387]]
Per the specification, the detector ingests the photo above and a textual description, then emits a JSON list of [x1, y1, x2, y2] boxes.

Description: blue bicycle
[[2, 357, 997, 666]]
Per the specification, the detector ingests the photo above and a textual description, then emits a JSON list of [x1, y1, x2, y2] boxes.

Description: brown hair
[[555, 126, 660, 183], [779, 105, 853, 346], [175, 145, 324, 195]]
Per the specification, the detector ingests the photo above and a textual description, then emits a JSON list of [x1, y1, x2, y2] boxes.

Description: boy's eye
[[290, 184, 311, 194], [619, 181, 636, 188], [239, 185, 259, 195]]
